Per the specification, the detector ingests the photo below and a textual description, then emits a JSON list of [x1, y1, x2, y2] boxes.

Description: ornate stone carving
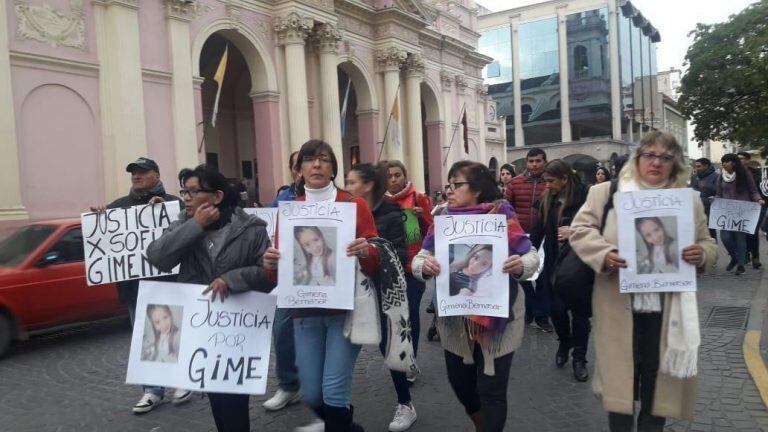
[[404, 54, 425, 76], [165, 0, 196, 20], [455, 75, 468, 94], [226, 4, 242, 28], [375, 46, 407, 72], [338, 15, 373, 38], [274, 12, 313, 45], [440, 70, 453, 91], [476, 83, 488, 100], [14, 0, 85, 49], [313, 23, 342, 54], [422, 45, 440, 62], [194, 1, 214, 17], [253, 19, 272, 41]]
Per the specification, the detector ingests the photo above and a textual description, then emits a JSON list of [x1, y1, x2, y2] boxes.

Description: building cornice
[[9, 50, 99, 77]]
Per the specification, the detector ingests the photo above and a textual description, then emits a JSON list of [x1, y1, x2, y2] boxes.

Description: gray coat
[[146, 208, 274, 293]]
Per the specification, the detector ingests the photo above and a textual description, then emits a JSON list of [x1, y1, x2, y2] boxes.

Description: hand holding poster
[[243, 207, 278, 242], [434, 214, 509, 318], [276, 201, 356, 309], [81, 201, 181, 285], [126, 281, 276, 395], [616, 188, 696, 294], [708, 198, 762, 234]]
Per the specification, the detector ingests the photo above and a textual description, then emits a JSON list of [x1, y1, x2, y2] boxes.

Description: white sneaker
[[172, 388, 192, 405], [263, 388, 302, 411], [132, 392, 164, 414], [293, 418, 324, 432], [388, 404, 417, 431]]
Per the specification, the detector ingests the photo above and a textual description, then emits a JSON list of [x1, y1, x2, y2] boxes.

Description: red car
[[0, 219, 124, 357]]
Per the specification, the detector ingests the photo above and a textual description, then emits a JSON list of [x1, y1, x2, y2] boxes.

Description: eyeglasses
[[638, 153, 675, 164], [444, 182, 470, 192], [301, 154, 332, 164], [179, 188, 217, 199]]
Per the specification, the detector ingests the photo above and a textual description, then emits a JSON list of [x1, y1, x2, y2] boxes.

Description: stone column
[[251, 91, 283, 201], [404, 54, 425, 192], [376, 46, 406, 161], [608, 0, 622, 141], [0, 0, 27, 220], [510, 14, 524, 147], [440, 70, 454, 168], [275, 13, 312, 152], [476, 84, 488, 164], [166, 0, 198, 175], [93, 0, 148, 199], [314, 23, 344, 173], [357, 109, 379, 163], [557, 5, 572, 142]]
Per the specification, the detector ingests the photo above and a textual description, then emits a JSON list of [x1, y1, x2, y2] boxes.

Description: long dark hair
[[595, 166, 611, 183], [635, 217, 675, 268], [499, 163, 516, 181], [294, 139, 339, 195], [447, 161, 501, 204], [294, 226, 334, 278], [538, 159, 581, 225], [721, 153, 750, 193], [147, 304, 179, 359], [349, 162, 388, 203]]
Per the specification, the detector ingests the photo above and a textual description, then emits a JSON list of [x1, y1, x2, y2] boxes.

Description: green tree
[[678, 0, 768, 152]]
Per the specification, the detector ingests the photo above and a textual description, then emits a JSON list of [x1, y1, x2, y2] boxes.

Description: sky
[[475, 0, 757, 156]]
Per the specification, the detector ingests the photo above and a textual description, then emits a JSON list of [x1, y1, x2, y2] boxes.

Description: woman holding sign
[[569, 132, 717, 432], [411, 161, 539, 432], [263, 140, 380, 432], [715, 153, 764, 275]]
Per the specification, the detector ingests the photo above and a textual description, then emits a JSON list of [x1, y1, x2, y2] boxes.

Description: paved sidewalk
[[0, 247, 767, 431]]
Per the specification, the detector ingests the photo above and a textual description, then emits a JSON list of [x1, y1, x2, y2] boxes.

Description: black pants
[[550, 290, 591, 361], [748, 207, 767, 261], [209, 393, 250, 432], [444, 346, 514, 432], [608, 312, 665, 432]]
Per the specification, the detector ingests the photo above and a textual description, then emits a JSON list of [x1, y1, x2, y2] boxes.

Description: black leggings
[[444, 346, 514, 432], [208, 393, 250, 432]]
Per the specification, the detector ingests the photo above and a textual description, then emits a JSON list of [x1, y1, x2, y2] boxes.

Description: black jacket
[[531, 182, 588, 271], [690, 167, 718, 212], [372, 199, 408, 267], [105, 184, 182, 305]]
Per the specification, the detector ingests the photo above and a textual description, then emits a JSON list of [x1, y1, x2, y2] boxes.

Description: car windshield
[[0, 224, 57, 267]]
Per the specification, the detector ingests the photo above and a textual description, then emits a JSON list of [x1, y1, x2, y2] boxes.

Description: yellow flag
[[389, 94, 400, 147], [211, 45, 229, 128]]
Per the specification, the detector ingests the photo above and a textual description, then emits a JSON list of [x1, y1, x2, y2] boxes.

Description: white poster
[[81, 201, 181, 286], [244, 207, 278, 243], [616, 188, 696, 294], [708, 198, 762, 234], [276, 201, 357, 309], [434, 214, 509, 318], [126, 281, 276, 395]]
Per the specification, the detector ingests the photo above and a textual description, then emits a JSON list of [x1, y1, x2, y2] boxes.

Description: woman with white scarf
[[569, 131, 717, 431]]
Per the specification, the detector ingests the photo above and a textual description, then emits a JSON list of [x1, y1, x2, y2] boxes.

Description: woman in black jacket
[[346, 162, 417, 431], [530, 159, 590, 382]]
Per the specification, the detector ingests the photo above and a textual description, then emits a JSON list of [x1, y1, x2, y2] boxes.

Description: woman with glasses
[[147, 165, 275, 432], [716, 153, 764, 275], [411, 161, 539, 432], [262, 140, 380, 432], [569, 131, 717, 431]]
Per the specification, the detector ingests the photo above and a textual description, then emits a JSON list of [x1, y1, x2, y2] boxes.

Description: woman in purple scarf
[[412, 161, 539, 432]]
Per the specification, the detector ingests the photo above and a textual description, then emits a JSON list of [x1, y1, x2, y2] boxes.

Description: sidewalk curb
[[743, 269, 768, 409]]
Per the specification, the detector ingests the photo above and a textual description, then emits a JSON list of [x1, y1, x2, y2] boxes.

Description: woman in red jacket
[[264, 140, 380, 431]]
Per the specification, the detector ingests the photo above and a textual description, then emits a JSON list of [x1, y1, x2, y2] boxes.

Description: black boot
[[555, 342, 570, 368], [573, 359, 589, 382]]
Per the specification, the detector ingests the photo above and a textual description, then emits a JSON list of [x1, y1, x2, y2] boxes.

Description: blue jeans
[[128, 303, 165, 396], [521, 280, 550, 320], [293, 315, 361, 408], [272, 308, 300, 392], [721, 230, 747, 266]]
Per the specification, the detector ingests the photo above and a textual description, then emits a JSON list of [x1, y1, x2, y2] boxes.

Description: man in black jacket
[[90, 157, 186, 413], [738, 152, 767, 268], [691, 158, 718, 241]]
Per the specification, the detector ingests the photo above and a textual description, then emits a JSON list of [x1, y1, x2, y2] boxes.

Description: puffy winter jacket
[[504, 172, 546, 233], [372, 199, 408, 267]]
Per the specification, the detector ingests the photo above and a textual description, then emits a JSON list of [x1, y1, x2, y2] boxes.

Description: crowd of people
[[95, 130, 768, 432]]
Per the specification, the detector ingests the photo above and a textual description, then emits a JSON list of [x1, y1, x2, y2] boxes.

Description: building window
[[573, 45, 589, 78], [486, 61, 501, 78], [521, 104, 533, 123]]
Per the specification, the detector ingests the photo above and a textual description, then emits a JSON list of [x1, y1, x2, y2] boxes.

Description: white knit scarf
[[619, 178, 700, 378], [721, 170, 736, 183], [304, 181, 337, 203]]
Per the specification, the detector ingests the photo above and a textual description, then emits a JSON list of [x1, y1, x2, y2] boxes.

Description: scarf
[[721, 170, 736, 183], [386, 182, 417, 208], [304, 181, 338, 202], [128, 180, 167, 203], [619, 178, 700, 378], [422, 200, 531, 353]]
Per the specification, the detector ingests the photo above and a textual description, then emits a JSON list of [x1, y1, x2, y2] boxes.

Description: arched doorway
[[421, 81, 442, 196], [564, 154, 599, 184], [338, 69, 359, 171], [338, 59, 377, 165]]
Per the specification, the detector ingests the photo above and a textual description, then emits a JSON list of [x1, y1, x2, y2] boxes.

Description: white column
[[376, 47, 406, 162], [166, 0, 198, 173], [315, 23, 344, 173], [557, 5, 572, 142], [476, 84, 488, 164], [0, 0, 28, 220], [404, 54, 425, 192], [275, 13, 312, 152], [440, 71, 455, 167], [93, 0, 148, 200], [608, 0, 622, 141], [510, 15, 524, 147]]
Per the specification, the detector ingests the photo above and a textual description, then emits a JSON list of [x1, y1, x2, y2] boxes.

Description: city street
[[1, 244, 767, 432]]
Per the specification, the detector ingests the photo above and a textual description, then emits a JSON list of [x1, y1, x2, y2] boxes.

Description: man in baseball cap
[[126, 156, 160, 173]]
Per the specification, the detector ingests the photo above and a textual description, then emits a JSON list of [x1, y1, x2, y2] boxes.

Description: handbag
[[552, 180, 617, 312], [343, 263, 381, 345]]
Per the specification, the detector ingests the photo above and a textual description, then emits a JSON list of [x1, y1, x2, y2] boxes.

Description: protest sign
[[81, 201, 180, 286], [708, 198, 762, 234], [616, 188, 696, 294], [525, 235, 545, 281], [126, 281, 276, 395], [434, 214, 509, 318], [276, 201, 357, 309], [244, 207, 278, 243]]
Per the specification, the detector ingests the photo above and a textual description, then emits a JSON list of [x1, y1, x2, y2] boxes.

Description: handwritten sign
[[81, 202, 180, 286], [126, 281, 276, 395], [244, 207, 278, 243], [434, 214, 509, 318], [276, 201, 356, 309], [708, 198, 761, 234], [616, 188, 696, 293]]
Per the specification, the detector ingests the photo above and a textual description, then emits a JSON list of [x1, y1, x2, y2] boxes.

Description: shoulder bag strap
[[599, 180, 618, 234]]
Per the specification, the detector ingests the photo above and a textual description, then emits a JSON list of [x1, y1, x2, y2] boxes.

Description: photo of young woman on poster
[[448, 244, 494, 296], [141, 304, 183, 364], [293, 226, 337, 286], [635, 216, 679, 274]]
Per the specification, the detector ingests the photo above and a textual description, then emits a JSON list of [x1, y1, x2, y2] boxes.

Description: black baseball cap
[[126, 157, 159, 173]]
